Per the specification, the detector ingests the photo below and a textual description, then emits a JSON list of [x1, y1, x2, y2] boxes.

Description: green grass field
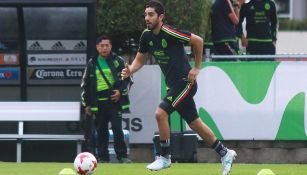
[[0, 163, 306, 175]]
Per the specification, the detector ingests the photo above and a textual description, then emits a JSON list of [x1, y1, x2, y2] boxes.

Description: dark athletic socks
[[211, 140, 228, 157], [160, 139, 170, 158]]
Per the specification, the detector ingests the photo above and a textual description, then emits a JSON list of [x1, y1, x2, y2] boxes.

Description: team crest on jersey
[[149, 41, 153, 46], [265, 3, 271, 10], [162, 39, 167, 48]]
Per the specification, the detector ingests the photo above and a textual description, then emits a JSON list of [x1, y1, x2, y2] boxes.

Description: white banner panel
[[194, 62, 307, 140], [0, 102, 80, 121], [28, 54, 86, 65], [114, 62, 307, 142], [123, 65, 161, 143]]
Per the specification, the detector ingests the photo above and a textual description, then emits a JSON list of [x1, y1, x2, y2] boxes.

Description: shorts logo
[[162, 39, 167, 48], [167, 96, 172, 102]]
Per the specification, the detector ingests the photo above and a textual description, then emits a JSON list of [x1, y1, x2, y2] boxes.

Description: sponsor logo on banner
[[0, 54, 19, 65], [28, 68, 83, 80], [51, 41, 66, 50], [0, 68, 19, 80], [73, 41, 87, 50], [27, 40, 87, 51], [28, 54, 86, 65], [28, 41, 43, 50]]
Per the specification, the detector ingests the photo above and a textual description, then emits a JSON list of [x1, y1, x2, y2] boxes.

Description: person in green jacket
[[81, 35, 132, 163]]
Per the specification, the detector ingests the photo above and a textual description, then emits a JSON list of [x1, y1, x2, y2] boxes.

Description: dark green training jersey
[[138, 24, 192, 88], [212, 0, 237, 42], [238, 0, 278, 42]]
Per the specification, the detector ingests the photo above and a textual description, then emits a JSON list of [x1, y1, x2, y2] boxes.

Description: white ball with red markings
[[74, 152, 97, 175]]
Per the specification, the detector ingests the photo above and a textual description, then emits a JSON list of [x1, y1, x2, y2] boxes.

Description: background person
[[238, 0, 278, 55], [211, 0, 244, 57], [81, 35, 132, 163]]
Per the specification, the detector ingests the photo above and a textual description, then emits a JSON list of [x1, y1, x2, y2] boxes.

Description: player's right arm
[[227, 0, 239, 25], [121, 52, 146, 79], [122, 29, 149, 79]]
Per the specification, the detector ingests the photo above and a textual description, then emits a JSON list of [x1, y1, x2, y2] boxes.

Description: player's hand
[[233, 0, 240, 7], [241, 36, 248, 47], [121, 63, 131, 80], [111, 90, 121, 102], [272, 41, 276, 48], [85, 106, 92, 116], [188, 67, 200, 85]]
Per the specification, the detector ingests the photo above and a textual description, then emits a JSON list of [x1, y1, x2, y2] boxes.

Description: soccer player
[[121, 1, 236, 174]]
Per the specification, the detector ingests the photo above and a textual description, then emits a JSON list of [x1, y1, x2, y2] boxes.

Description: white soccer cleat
[[146, 155, 171, 171], [221, 149, 237, 175]]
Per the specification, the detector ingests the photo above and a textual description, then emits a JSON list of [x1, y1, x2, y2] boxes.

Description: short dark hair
[[145, 0, 165, 16], [96, 35, 112, 45]]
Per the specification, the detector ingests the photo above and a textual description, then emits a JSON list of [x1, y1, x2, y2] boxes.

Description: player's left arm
[[188, 34, 203, 84]]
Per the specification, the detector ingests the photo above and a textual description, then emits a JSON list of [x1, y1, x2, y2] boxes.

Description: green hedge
[[279, 19, 307, 31], [96, 0, 212, 52]]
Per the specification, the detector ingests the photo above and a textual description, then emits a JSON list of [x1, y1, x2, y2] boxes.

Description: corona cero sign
[[29, 68, 83, 80], [27, 67, 84, 85]]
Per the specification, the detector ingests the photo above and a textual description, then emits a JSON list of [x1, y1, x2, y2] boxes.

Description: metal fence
[[125, 54, 307, 65], [209, 54, 307, 62]]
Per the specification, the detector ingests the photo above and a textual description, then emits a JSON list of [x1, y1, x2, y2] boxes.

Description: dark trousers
[[83, 113, 96, 155], [246, 42, 276, 61], [212, 41, 239, 61], [95, 100, 127, 161]]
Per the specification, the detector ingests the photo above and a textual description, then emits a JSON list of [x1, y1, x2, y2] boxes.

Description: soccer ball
[[74, 152, 97, 175]]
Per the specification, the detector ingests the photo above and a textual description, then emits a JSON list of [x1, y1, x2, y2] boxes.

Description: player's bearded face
[[147, 16, 159, 30], [144, 7, 161, 30]]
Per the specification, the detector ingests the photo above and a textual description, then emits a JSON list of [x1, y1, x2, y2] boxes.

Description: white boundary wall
[[277, 31, 307, 54]]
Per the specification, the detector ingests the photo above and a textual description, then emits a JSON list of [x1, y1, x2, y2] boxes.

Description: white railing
[[208, 54, 307, 61]]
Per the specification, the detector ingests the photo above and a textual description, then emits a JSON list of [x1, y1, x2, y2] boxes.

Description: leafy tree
[[96, 0, 212, 52]]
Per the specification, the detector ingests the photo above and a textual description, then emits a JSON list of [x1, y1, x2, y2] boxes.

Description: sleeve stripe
[[162, 25, 190, 42], [163, 25, 190, 38]]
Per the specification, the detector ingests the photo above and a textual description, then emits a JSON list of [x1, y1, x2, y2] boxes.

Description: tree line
[[96, 0, 212, 53]]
